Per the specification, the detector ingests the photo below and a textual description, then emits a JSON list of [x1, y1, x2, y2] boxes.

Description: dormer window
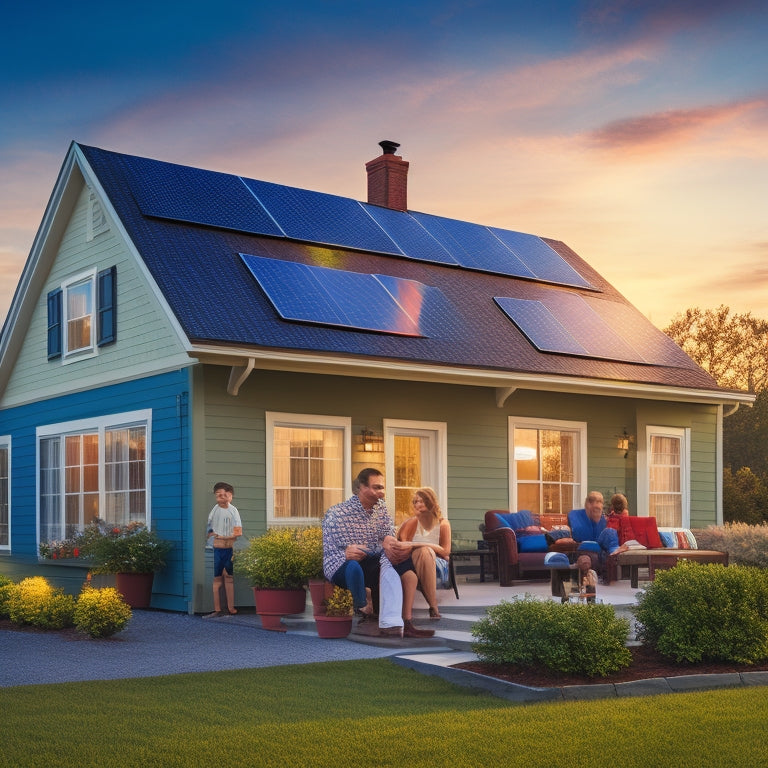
[[47, 266, 116, 361]]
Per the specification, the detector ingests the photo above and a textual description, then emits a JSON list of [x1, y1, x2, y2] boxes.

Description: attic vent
[[87, 190, 109, 242], [365, 140, 409, 211]]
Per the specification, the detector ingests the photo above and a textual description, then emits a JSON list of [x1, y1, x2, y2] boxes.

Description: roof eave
[[188, 343, 753, 407]]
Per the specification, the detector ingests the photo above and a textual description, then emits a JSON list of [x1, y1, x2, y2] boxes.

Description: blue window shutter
[[97, 266, 117, 346], [47, 288, 62, 359]]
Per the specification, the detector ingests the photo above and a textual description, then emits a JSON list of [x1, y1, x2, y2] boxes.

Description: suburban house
[[0, 140, 752, 612]]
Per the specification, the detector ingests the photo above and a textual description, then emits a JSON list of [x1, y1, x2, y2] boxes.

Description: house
[[0, 140, 752, 612]]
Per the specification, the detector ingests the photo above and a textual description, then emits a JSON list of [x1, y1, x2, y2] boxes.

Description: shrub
[[7, 576, 75, 629], [634, 561, 768, 664], [78, 520, 172, 574], [235, 527, 318, 589], [693, 522, 768, 568], [471, 596, 632, 677], [0, 575, 16, 618], [74, 586, 132, 638]]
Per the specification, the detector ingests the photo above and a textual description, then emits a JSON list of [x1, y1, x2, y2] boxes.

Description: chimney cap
[[379, 140, 400, 155]]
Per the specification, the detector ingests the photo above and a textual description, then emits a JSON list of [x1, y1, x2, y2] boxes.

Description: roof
[[68, 145, 725, 393]]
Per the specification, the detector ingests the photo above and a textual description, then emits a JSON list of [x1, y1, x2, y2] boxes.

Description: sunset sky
[[2, 0, 767, 331]]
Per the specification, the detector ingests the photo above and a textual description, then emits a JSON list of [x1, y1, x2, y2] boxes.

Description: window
[[37, 411, 150, 546], [47, 267, 117, 361], [509, 417, 587, 515], [266, 413, 350, 524], [646, 426, 689, 527], [0, 438, 9, 549]]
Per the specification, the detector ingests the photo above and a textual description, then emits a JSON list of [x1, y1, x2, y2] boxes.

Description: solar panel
[[494, 297, 588, 355], [489, 228, 593, 289], [123, 155, 283, 237], [239, 253, 451, 336], [241, 178, 401, 255], [545, 294, 641, 361], [414, 213, 536, 278], [361, 204, 458, 265]]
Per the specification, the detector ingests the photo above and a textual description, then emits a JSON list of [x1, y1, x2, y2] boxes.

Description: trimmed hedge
[[74, 586, 132, 638], [471, 596, 632, 677], [7, 576, 76, 629], [634, 562, 768, 664]]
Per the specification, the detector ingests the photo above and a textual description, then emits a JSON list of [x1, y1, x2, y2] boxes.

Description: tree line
[[663, 306, 768, 523]]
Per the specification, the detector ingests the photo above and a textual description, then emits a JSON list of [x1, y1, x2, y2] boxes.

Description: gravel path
[[0, 610, 401, 688]]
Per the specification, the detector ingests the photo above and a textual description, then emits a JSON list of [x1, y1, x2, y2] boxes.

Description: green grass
[[2, 659, 767, 768]]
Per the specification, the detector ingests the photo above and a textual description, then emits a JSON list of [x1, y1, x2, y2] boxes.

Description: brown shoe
[[378, 626, 404, 638], [403, 620, 435, 638]]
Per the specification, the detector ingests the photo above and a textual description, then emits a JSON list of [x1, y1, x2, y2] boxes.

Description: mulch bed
[[454, 645, 768, 687]]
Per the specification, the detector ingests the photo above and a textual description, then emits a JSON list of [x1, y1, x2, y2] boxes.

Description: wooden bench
[[614, 549, 729, 588]]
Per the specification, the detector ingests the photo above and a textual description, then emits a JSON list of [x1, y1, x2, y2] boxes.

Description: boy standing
[[204, 482, 242, 618]]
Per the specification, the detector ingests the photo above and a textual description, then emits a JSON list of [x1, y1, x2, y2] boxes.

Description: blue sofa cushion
[[576, 541, 601, 553], [544, 552, 570, 567], [517, 534, 549, 553], [597, 527, 620, 554], [494, 510, 534, 530]]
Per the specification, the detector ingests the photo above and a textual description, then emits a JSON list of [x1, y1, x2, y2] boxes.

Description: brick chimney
[[365, 140, 409, 211]]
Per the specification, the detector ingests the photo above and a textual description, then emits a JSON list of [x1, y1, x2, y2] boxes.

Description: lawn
[[2, 658, 767, 768]]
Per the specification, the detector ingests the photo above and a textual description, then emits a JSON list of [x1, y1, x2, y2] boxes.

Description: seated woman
[[397, 487, 451, 619]]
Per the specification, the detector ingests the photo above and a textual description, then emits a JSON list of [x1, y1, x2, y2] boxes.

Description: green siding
[[192, 366, 722, 549]]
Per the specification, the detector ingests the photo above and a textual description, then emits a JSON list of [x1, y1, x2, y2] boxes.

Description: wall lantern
[[360, 427, 382, 453], [616, 429, 634, 458]]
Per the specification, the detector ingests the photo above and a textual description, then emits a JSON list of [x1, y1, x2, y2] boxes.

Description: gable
[[0, 182, 192, 408]]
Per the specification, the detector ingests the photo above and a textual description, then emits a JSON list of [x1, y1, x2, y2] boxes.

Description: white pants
[[378, 554, 404, 629]]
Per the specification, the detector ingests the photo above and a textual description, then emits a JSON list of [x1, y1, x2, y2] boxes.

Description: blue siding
[[0, 369, 193, 612]]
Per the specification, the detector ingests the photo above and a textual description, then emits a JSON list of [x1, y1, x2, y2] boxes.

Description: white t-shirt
[[207, 504, 242, 538]]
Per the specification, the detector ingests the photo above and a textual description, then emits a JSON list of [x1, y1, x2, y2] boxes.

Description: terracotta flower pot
[[116, 572, 154, 608], [253, 587, 307, 632], [308, 579, 336, 615], [314, 614, 353, 639]]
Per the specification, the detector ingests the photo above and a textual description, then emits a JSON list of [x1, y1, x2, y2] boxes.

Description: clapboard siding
[[2, 184, 190, 408]]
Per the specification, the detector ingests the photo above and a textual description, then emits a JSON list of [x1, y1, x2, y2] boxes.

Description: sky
[[1, 0, 767, 331]]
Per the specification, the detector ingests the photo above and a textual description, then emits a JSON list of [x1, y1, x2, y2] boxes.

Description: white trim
[[265, 411, 352, 525], [382, 419, 448, 517], [189, 344, 755, 407], [508, 416, 588, 513], [0, 435, 10, 551], [60, 268, 97, 362], [637, 424, 690, 526], [35, 409, 153, 546]]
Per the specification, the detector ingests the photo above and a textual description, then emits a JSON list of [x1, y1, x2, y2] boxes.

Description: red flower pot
[[253, 588, 307, 632]]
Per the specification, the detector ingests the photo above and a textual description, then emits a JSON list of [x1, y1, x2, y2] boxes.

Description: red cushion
[[675, 531, 692, 549], [629, 517, 663, 549]]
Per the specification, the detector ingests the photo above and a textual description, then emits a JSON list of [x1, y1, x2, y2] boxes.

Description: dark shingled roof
[[78, 143, 719, 391]]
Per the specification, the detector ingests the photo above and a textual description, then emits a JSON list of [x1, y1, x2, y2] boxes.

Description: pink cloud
[[586, 97, 768, 154]]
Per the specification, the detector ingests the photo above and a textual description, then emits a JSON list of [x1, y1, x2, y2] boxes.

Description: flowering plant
[[39, 537, 82, 560], [235, 527, 319, 589], [323, 586, 353, 616], [77, 520, 172, 574]]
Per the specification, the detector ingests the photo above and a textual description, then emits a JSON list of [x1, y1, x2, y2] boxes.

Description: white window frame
[[637, 425, 690, 526], [62, 268, 97, 362], [265, 412, 351, 525], [383, 419, 448, 521], [36, 410, 152, 547], [0, 436, 10, 551], [508, 416, 588, 514]]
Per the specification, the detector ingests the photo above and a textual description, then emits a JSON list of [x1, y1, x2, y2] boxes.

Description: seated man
[[322, 468, 434, 639], [568, 491, 621, 579]]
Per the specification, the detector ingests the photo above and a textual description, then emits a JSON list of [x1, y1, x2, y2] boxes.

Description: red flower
[[73, 548, 80, 558]]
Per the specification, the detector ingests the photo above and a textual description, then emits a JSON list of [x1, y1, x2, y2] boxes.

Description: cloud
[[586, 97, 768, 155]]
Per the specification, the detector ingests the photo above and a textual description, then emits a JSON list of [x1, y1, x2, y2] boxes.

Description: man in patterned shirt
[[322, 468, 434, 639]]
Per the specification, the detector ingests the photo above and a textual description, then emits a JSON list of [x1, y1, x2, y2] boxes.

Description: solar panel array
[[494, 293, 690, 367], [240, 253, 456, 337], [126, 155, 593, 289]]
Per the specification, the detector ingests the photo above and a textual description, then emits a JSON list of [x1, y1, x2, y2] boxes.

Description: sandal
[[429, 607, 442, 620]]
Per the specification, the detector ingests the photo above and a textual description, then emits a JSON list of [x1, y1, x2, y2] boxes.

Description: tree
[[664, 306, 768, 393]]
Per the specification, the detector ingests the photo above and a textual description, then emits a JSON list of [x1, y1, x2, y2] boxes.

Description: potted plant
[[234, 527, 317, 631], [315, 586, 354, 639], [303, 526, 334, 615], [78, 521, 172, 608]]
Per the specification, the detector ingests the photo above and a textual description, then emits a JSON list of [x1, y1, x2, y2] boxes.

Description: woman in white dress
[[397, 487, 452, 619]]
